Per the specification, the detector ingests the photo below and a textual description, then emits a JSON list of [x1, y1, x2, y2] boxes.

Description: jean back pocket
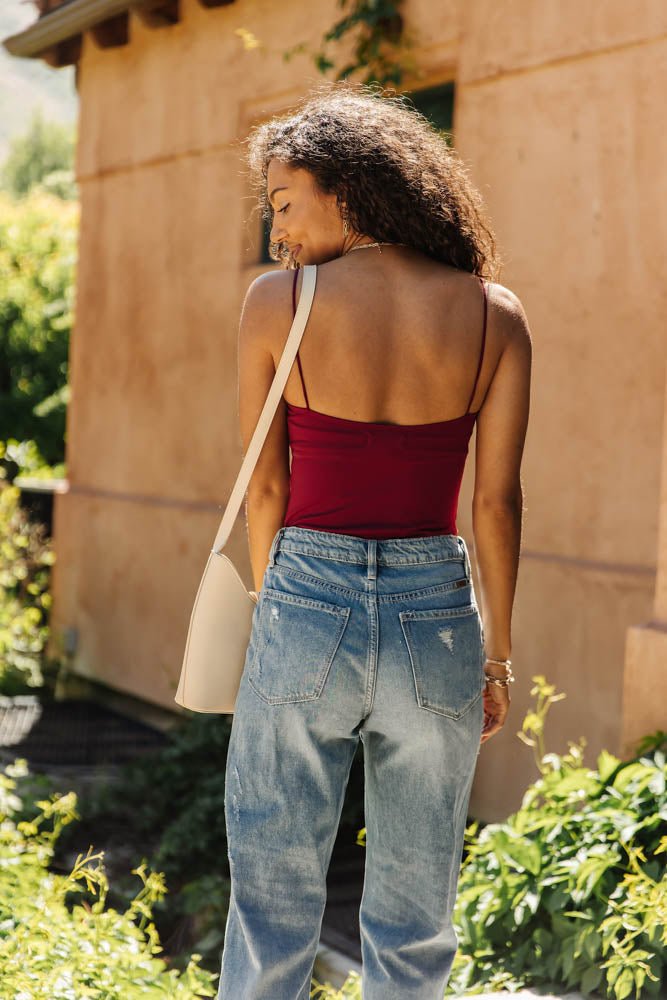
[[399, 604, 485, 719], [248, 588, 351, 705]]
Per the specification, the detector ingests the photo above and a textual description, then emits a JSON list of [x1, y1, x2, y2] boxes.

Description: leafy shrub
[[75, 713, 236, 886], [448, 677, 667, 999], [61, 713, 239, 968], [0, 456, 58, 694], [0, 757, 217, 998], [0, 188, 77, 468], [2, 435, 66, 480], [311, 971, 362, 999], [0, 108, 76, 201]]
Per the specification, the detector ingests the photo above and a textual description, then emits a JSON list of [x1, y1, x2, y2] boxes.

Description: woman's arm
[[245, 492, 289, 593], [236, 271, 294, 593], [472, 283, 532, 739]]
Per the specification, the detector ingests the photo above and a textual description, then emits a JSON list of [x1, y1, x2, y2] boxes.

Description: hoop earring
[[343, 217, 349, 237]]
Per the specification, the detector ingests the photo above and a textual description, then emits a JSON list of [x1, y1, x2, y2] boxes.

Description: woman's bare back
[[274, 249, 499, 426]]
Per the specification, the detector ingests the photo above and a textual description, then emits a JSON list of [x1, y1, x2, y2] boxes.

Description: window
[[404, 81, 454, 141], [259, 213, 274, 265]]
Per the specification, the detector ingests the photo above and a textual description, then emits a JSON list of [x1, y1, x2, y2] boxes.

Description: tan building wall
[[5, 0, 666, 821]]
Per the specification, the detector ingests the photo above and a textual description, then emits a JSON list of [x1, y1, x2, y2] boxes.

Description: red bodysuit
[[282, 271, 488, 539]]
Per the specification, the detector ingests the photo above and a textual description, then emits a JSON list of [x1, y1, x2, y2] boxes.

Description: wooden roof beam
[[129, 0, 180, 29], [1, 0, 223, 61]]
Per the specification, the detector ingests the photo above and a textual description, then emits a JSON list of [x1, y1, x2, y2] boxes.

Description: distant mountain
[[0, 0, 78, 162]]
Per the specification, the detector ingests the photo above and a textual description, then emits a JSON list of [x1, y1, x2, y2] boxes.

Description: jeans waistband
[[268, 526, 471, 578]]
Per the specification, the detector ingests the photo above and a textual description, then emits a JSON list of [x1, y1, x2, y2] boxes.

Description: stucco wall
[[45, 0, 667, 820]]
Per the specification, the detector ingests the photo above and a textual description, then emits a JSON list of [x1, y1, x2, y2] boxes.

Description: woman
[[218, 82, 531, 1000]]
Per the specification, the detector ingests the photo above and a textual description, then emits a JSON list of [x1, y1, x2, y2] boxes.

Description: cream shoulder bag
[[174, 264, 318, 713]]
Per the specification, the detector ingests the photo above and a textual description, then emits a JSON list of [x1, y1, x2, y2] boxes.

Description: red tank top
[[283, 270, 488, 539]]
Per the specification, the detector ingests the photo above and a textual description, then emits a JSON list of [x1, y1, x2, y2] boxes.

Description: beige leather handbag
[[174, 264, 318, 713]]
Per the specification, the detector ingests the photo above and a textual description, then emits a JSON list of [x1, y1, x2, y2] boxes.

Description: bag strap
[[212, 263, 318, 554]]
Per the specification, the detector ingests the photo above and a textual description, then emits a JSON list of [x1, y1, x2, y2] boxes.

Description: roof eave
[[2, 0, 132, 58]]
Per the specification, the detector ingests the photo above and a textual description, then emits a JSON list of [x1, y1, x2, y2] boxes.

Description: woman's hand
[[249, 590, 259, 604], [480, 677, 510, 743]]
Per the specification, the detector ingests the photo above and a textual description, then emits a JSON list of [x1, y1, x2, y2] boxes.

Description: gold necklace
[[344, 241, 408, 255]]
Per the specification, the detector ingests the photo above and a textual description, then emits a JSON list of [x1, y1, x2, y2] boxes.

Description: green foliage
[[0, 757, 217, 998], [77, 714, 236, 885], [311, 971, 361, 998], [448, 677, 667, 998], [2, 436, 66, 480], [283, 0, 418, 88], [0, 458, 58, 694], [0, 107, 77, 201], [0, 190, 77, 467], [56, 713, 239, 970]]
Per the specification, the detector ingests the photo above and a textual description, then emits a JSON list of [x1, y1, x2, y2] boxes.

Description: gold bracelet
[[484, 664, 515, 687], [484, 674, 515, 687]]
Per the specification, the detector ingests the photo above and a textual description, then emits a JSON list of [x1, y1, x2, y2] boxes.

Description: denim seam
[[275, 546, 465, 568], [414, 684, 484, 721], [363, 593, 379, 717], [399, 604, 478, 621], [260, 587, 351, 617], [266, 564, 471, 603]]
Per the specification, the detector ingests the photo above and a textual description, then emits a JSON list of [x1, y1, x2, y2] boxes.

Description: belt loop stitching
[[268, 528, 283, 568], [461, 538, 472, 580], [367, 538, 377, 580]]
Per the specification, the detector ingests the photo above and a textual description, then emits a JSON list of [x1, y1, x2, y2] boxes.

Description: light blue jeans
[[217, 526, 485, 1000]]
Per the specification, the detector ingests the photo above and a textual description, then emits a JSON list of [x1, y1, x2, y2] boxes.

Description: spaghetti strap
[[292, 269, 310, 409], [465, 276, 488, 413]]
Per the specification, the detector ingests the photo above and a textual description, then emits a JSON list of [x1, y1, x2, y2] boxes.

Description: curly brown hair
[[244, 80, 503, 279]]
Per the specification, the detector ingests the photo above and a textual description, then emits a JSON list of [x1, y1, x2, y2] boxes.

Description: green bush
[[76, 713, 236, 885], [0, 108, 76, 202], [0, 757, 217, 998], [0, 189, 77, 469], [311, 971, 362, 999], [63, 713, 239, 968], [447, 680, 666, 998], [0, 456, 58, 694]]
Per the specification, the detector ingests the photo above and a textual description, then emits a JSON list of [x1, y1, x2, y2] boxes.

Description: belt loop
[[268, 528, 283, 568], [367, 538, 377, 580], [460, 537, 472, 580]]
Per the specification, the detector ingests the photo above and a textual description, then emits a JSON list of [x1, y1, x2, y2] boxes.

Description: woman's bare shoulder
[[236, 270, 297, 366], [485, 279, 533, 349], [238, 269, 298, 349], [242, 268, 295, 309]]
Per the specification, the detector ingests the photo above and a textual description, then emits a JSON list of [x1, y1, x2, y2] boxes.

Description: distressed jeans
[[217, 526, 485, 1000]]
